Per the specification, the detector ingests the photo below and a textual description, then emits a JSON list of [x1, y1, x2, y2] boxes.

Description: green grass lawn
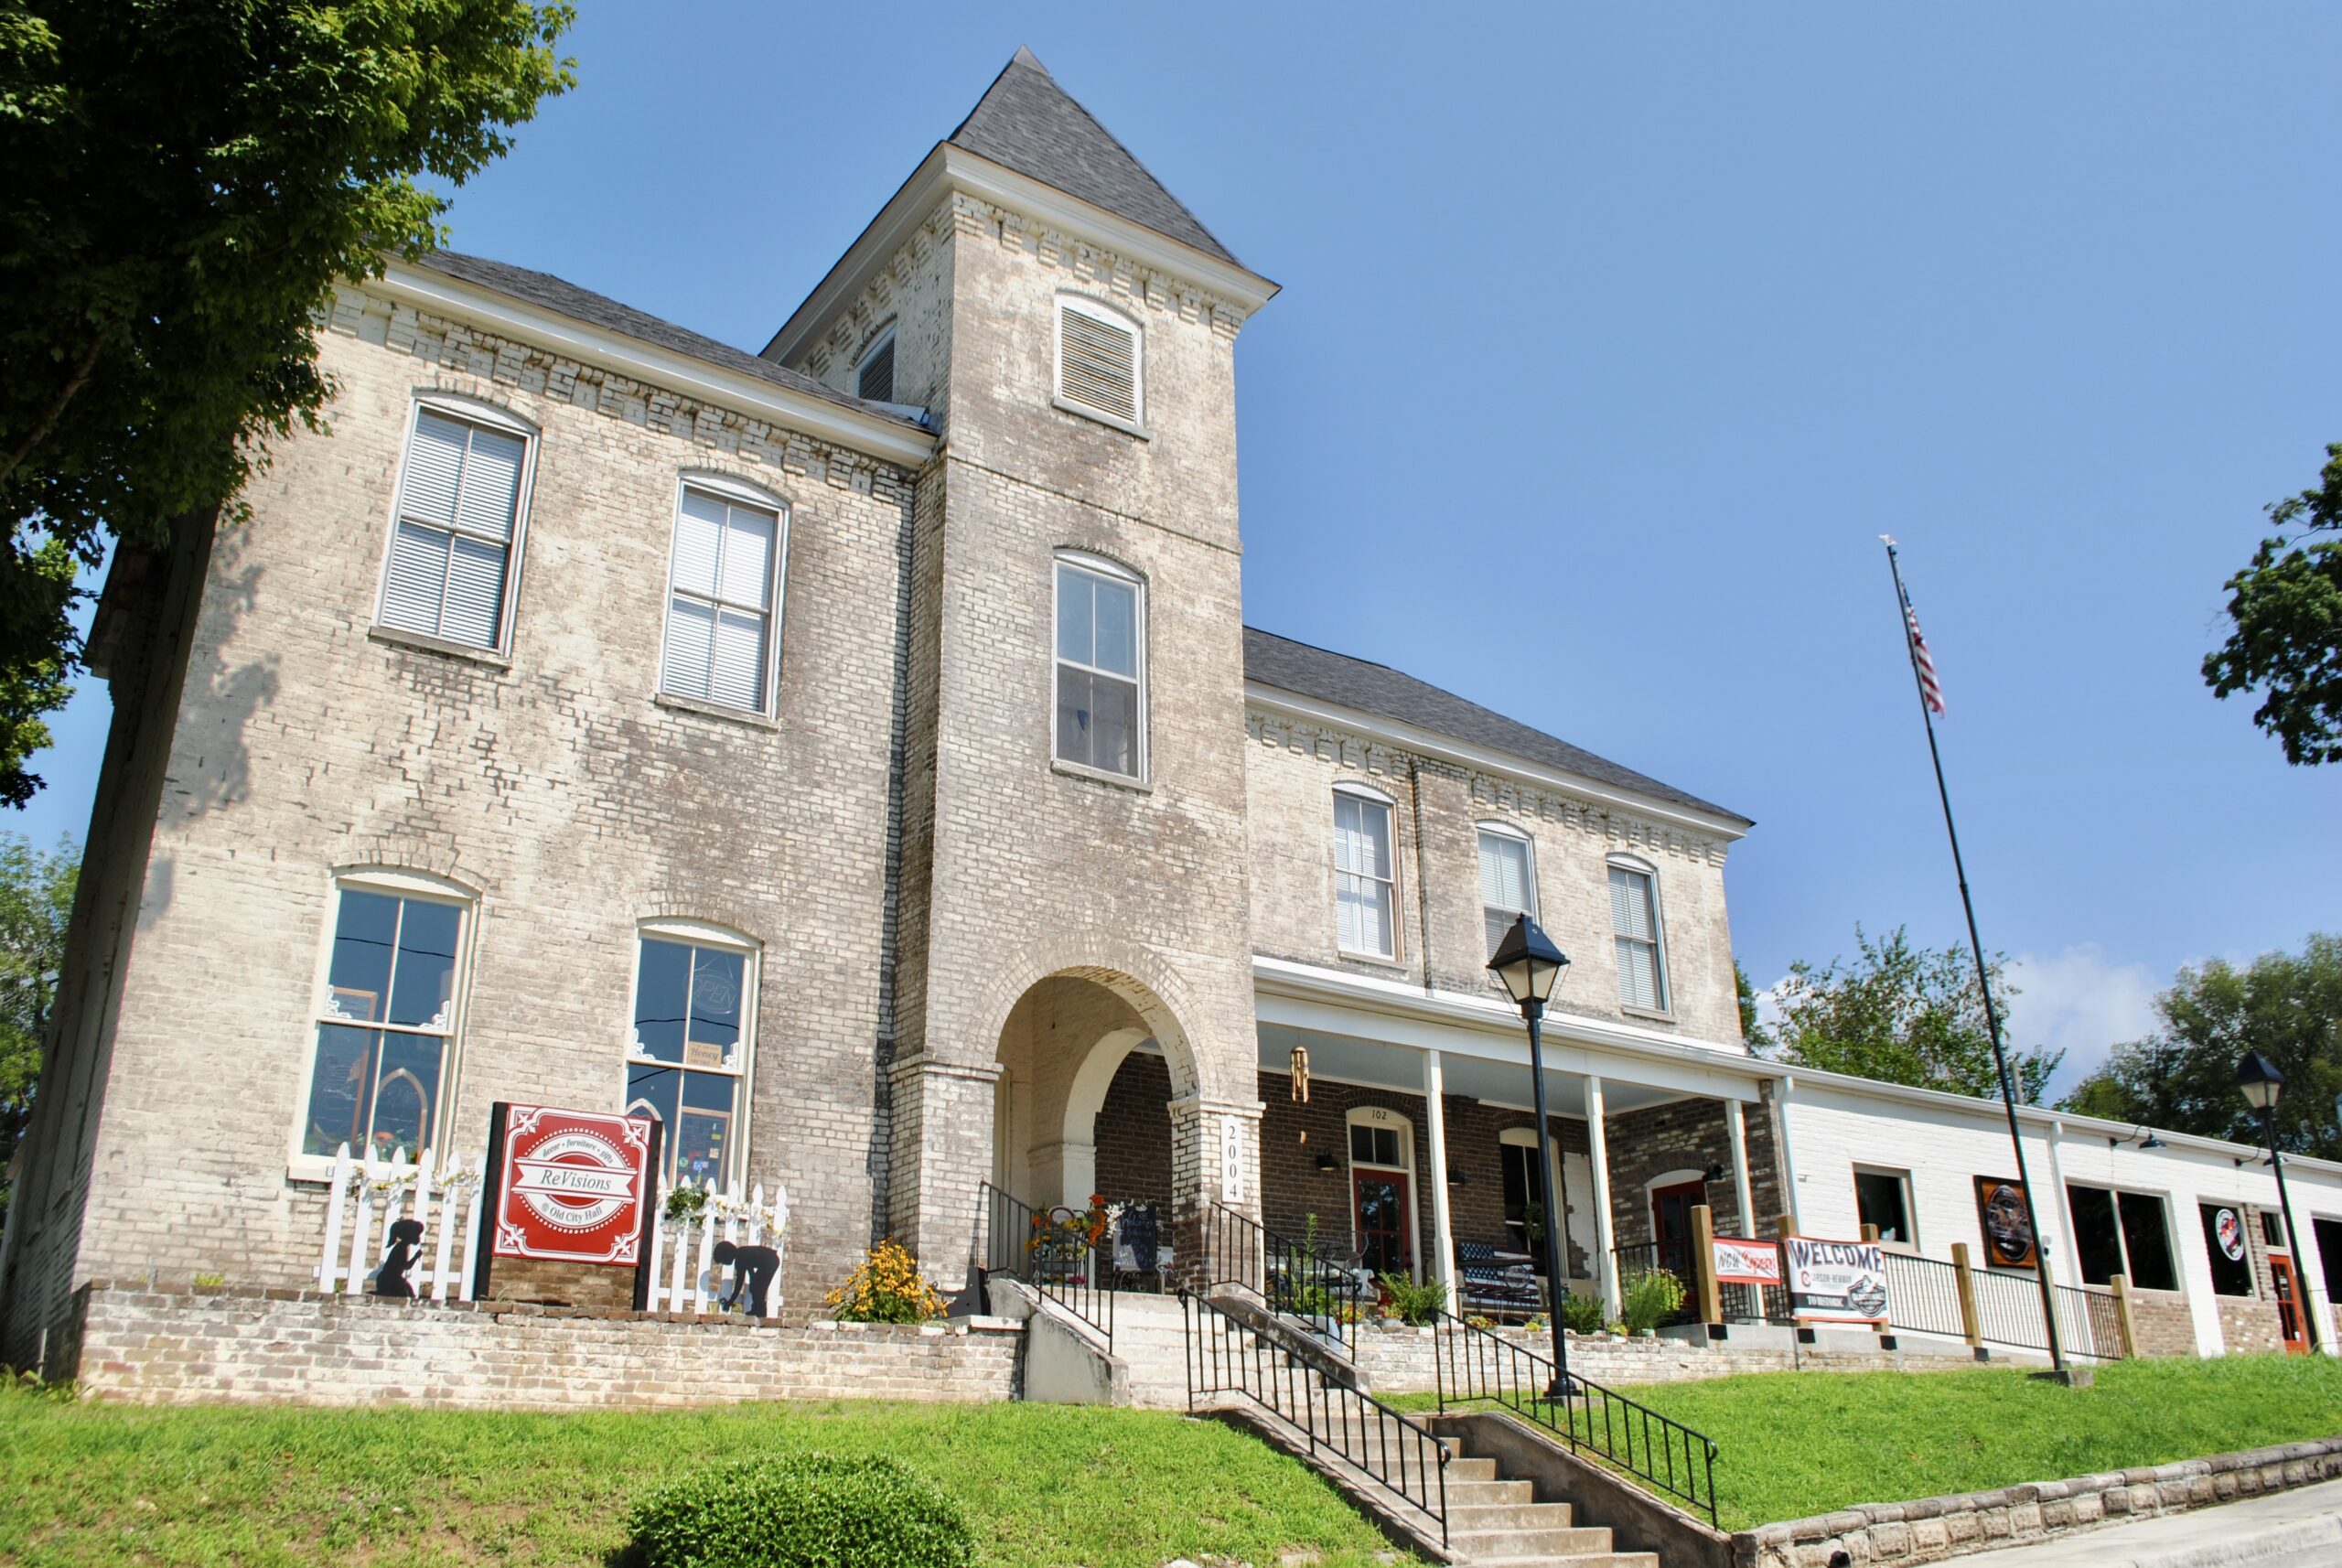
[[1403, 1354, 2342, 1531], [0, 1388, 1414, 1567]]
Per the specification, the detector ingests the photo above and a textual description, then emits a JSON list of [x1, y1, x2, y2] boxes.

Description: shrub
[[1376, 1272, 1447, 1326], [825, 1240, 948, 1324], [1619, 1268, 1686, 1335], [626, 1453, 972, 1568], [1558, 1291, 1607, 1335]]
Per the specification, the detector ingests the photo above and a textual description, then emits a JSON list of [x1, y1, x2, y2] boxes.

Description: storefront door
[[1651, 1178, 1707, 1280], [1354, 1169, 1411, 1276], [2271, 1254, 2308, 1355]]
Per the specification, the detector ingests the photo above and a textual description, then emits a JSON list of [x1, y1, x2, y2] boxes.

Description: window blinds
[[1334, 794, 1395, 956], [1480, 832, 1531, 957], [1059, 306, 1138, 424], [381, 411, 524, 648], [663, 489, 779, 712], [1609, 866, 1663, 1010]]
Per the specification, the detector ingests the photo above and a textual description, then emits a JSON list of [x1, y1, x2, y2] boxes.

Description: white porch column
[[1774, 1078, 1803, 1233], [1586, 1073, 1620, 1319], [2043, 1121, 2079, 1288], [1423, 1048, 1454, 1293], [1724, 1098, 1756, 1238]]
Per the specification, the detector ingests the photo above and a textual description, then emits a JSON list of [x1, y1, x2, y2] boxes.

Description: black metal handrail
[[1610, 1238, 1700, 1326], [1434, 1309, 1720, 1527], [981, 1182, 1113, 1350], [1182, 1290, 1448, 1548], [1200, 1201, 1369, 1358]]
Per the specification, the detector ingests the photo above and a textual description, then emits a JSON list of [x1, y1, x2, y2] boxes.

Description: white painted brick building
[[4, 49, 2335, 1378]]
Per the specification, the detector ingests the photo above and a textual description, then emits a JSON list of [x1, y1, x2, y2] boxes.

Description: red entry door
[[1354, 1169, 1412, 1276], [1651, 1179, 1707, 1281], [2271, 1254, 2308, 1355]]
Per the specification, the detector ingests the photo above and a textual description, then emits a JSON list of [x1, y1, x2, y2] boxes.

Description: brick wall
[[1604, 1098, 1746, 1248], [70, 1285, 1021, 1409], [2127, 1289, 2198, 1358], [1092, 1050, 1175, 1211]]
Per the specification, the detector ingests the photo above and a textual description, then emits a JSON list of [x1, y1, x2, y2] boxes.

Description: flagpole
[[1880, 537, 2072, 1379]]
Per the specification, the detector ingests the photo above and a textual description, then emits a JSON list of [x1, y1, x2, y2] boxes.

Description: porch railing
[[981, 1183, 1114, 1350], [1882, 1251, 1970, 1342], [1969, 1262, 2123, 1360], [315, 1144, 487, 1299], [1183, 1290, 1449, 1548], [1434, 1309, 1721, 1528], [1200, 1201, 1370, 1358], [1609, 1238, 1701, 1327]]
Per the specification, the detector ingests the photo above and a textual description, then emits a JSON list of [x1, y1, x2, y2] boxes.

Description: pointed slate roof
[[948, 48, 1240, 267], [1243, 627, 1750, 825]]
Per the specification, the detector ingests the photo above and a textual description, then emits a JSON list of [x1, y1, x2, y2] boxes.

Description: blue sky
[[19, 5, 2340, 1090]]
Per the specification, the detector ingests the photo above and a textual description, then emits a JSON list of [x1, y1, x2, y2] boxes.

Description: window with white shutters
[[1478, 825, 1535, 959], [1057, 298, 1141, 427], [1334, 789, 1398, 959], [380, 406, 530, 650], [661, 482, 785, 714], [1608, 863, 1668, 1011], [1054, 553, 1144, 777], [855, 326, 896, 403]]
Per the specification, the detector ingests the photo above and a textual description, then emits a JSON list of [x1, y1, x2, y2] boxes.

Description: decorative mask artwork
[[1973, 1176, 2037, 1269]]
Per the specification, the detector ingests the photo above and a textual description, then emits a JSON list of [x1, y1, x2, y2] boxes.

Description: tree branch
[[0, 335, 104, 493]]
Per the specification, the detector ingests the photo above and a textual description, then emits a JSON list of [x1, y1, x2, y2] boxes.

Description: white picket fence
[[314, 1144, 788, 1316], [644, 1176, 790, 1316], [316, 1144, 488, 1299]]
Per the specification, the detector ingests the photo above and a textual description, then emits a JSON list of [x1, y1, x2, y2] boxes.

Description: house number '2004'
[[1220, 1117, 1244, 1203]]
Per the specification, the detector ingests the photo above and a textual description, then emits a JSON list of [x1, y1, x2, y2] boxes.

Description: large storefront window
[[2067, 1182, 2177, 1290], [2199, 1203, 2255, 1296], [302, 882, 467, 1160], [627, 928, 756, 1187]]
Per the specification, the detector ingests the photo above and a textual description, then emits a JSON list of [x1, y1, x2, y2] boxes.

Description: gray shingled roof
[[413, 251, 930, 434], [1243, 628, 1748, 824], [949, 48, 1240, 267]]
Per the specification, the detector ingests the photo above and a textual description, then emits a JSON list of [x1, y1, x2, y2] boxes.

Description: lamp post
[[2237, 1052, 2322, 1354], [1488, 912, 1575, 1400]]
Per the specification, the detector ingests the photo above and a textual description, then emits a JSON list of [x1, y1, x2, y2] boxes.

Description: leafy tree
[[1755, 925, 2062, 1103], [1735, 959, 1770, 1049], [0, 833, 77, 1208], [2059, 935, 2342, 1158], [2203, 443, 2342, 765], [0, 0, 575, 803]]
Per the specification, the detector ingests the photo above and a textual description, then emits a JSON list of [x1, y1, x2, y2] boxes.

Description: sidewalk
[[1948, 1477, 2342, 1567]]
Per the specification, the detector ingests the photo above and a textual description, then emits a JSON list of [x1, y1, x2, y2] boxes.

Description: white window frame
[[1346, 1105, 1423, 1283], [656, 472, 790, 719], [2064, 1180, 2181, 1291], [1053, 294, 1145, 435], [373, 394, 538, 657], [854, 322, 897, 403], [1499, 1124, 1566, 1259], [1050, 549, 1148, 782], [622, 917, 761, 1189], [1853, 1164, 1920, 1251], [1606, 854, 1671, 1015], [1332, 782, 1402, 961], [1477, 820, 1537, 961], [289, 866, 479, 1179]]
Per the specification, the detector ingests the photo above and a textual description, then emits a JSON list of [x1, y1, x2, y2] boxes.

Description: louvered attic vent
[[855, 329, 896, 403], [1058, 304, 1139, 425]]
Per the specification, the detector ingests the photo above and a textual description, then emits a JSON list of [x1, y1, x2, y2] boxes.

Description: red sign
[[1712, 1236, 1784, 1287], [488, 1103, 657, 1266]]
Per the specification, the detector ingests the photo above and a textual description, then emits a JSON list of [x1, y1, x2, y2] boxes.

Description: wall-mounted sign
[[1711, 1236, 1784, 1287], [1220, 1116, 1244, 1203], [478, 1102, 661, 1294], [2213, 1206, 2246, 1262], [1785, 1236, 1890, 1324], [1973, 1176, 2038, 1269]]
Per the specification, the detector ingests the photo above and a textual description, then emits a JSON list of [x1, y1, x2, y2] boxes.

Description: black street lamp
[[2236, 1051, 2323, 1354], [1488, 912, 1576, 1400]]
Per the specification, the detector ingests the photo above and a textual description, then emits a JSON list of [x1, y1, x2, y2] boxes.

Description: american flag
[[1905, 603, 1946, 715]]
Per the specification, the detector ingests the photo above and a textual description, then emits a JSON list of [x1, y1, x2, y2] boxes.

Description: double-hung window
[[1608, 861, 1668, 1011], [380, 403, 532, 650], [1056, 297, 1142, 429], [1334, 788, 1398, 959], [302, 876, 470, 1161], [1054, 553, 1144, 777], [1477, 824, 1535, 959], [626, 925, 757, 1187], [662, 480, 785, 714]]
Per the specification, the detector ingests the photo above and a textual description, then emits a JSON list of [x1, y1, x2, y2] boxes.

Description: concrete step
[[1443, 1478, 1537, 1507], [1453, 1524, 1620, 1556], [1446, 1499, 1574, 1530], [1466, 1555, 1655, 1568], [1444, 1456, 1501, 1484]]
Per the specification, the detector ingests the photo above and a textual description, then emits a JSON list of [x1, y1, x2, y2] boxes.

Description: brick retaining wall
[[1351, 1323, 2007, 1393], [66, 1285, 1022, 1409]]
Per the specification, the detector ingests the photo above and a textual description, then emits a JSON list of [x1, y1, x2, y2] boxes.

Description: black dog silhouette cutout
[[374, 1219, 424, 1297]]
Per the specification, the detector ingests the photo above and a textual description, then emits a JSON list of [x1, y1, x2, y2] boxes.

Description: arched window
[[1053, 550, 1145, 779], [1333, 784, 1398, 959], [377, 395, 536, 653], [626, 918, 760, 1187], [1477, 821, 1536, 959], [1055, 295, 1143, 431], [660, 474, 789, 716], [1606, 854, 1669, 1013]]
